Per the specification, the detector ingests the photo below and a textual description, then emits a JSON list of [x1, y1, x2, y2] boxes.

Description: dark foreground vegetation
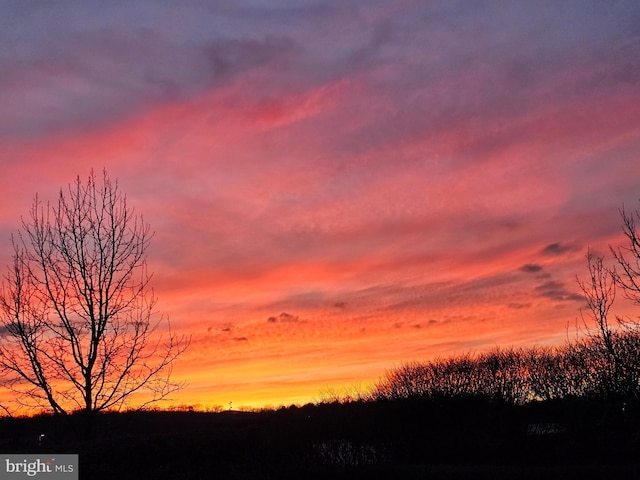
[[1, 392, 639, 479]]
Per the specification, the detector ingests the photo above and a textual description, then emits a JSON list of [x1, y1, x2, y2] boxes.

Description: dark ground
[[1, 396, 639, 479]]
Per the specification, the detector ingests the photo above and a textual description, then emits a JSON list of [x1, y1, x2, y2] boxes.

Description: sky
[[1, 0, 640, 410]]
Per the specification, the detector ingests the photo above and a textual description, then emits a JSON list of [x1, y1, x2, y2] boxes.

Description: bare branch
[[0, 170, 189, 426]]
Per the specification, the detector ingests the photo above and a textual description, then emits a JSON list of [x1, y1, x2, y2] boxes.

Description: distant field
[[0, 396, 638, 479]]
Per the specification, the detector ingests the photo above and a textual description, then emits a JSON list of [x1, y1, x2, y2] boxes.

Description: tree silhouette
[[0, 170, 188, 423], [576, 205, 640, 397]]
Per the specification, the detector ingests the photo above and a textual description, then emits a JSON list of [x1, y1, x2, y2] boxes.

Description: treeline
[[370, 331, 640, 404], [371, 203, 640, 406]]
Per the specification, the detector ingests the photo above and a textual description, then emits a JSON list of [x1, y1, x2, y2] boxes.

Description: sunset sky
[[2, 1, 640, 410]]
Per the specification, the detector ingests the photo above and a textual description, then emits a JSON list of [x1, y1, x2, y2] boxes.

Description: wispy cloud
[[520, 264, 544, 273], [534, 280, 584, 303], [541, 243, 580, 257]]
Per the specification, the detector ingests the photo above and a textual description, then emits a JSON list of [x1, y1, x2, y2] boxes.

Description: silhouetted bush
[[371, 336, 640, 405]]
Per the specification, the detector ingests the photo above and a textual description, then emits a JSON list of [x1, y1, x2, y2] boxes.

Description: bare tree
[[611, 206, 640, 310], [576, 205, 640, 397], [0, 170, 189, 421], [577, 250, 617, 359]]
